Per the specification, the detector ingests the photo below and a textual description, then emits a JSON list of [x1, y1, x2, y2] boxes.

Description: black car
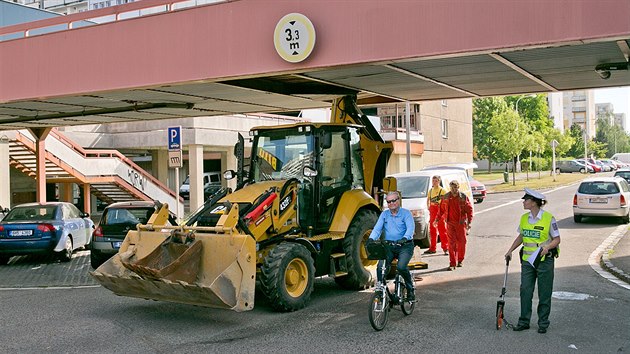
[[90, 201, 176, 269], [614, 169, 630, 184]]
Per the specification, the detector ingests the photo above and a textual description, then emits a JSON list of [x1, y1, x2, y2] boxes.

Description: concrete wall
[[385, 98, 473, 174]]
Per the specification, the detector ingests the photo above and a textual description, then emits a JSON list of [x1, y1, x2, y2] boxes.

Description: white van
[[179, 172, 221, 199], [611, 153, 630, 164], [388, 168, 473, 248]]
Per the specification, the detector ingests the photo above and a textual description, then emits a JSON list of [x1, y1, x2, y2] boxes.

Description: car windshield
[[251, 128, 315, 182], [104, 207, 154, 225], [396, 176, 430, 198], [615, 172, 630, 180], [578, 182, 620, 195], [3, 205, 57, 221]]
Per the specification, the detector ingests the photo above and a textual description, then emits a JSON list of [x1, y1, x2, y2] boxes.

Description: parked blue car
[[0, 202, 94, 264]]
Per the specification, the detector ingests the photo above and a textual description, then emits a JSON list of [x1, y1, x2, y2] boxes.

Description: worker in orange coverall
[[425, 175, 448, 255], [434, 179, 473, 271]]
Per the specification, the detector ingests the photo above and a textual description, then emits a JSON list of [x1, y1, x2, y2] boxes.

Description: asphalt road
[[1, 186, 629, 353]]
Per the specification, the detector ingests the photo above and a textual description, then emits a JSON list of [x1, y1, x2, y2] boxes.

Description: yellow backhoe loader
[[92, 95, 396, 312]]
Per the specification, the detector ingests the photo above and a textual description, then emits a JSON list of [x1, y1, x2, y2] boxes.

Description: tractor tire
[[334, 210, 378, 290], [259, 242, 315, 312]]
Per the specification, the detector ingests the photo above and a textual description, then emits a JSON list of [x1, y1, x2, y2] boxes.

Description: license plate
[[112, 241, 122, 249], [9, 230, 33, 237], [590, 197, 608, 204], [473, 191, 482, 196]]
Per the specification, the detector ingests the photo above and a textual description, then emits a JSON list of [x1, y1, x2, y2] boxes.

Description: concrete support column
[[152, 149, 170, 188], [189, 144, 204, 211], [0, 135, 10, 208], [29, 128, 51, 204], [82, 184, 91, 214], [35, 139, 46, 203], [90, 193, 97, 215]]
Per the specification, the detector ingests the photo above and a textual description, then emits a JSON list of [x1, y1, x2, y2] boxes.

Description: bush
[[521, 157, 550, 171]]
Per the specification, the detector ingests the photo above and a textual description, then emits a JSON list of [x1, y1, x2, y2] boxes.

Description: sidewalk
[[601, 226, 630, 284]]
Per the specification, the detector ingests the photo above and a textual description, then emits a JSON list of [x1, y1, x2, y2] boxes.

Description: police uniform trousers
[[518, 255, 555, 329]]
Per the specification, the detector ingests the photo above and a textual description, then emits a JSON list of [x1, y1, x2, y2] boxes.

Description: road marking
[[588, 224, 630, 290], [476, 185, 573, 215], [0, 285, 100, 291], [552, 291, 591, 300]]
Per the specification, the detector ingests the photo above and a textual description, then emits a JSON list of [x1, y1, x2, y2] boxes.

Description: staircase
[[7, 129, 182, 215]]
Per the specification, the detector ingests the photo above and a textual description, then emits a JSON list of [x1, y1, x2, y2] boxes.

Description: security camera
[[595, 62, 629, 80], [596, 69, 611, 80]]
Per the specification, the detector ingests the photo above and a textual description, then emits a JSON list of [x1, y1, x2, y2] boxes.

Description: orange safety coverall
[[428, 187, 448, 253], [436, 191, 473, 267]]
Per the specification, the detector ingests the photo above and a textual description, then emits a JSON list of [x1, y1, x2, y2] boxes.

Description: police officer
[[505, 188, 561, 334]]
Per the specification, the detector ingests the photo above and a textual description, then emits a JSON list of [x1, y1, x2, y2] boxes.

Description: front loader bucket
[[121, 238, 203, 284], [91, 229, 257, 312]]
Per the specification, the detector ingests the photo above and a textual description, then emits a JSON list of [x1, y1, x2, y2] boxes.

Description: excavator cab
[[243, 124, 365, 236]]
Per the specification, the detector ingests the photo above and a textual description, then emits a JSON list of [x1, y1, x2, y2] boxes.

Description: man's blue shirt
[[368, 208, 415, 241]]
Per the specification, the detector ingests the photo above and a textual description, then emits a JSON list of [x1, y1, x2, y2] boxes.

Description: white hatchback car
[[573, 177, 630, 223]]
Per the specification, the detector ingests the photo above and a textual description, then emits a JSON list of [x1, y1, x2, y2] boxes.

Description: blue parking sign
[[168, 126, 181, 151]]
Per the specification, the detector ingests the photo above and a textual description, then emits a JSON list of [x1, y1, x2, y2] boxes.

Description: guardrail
[[11, 129, 182, 215], [1, 0, 230, 41]]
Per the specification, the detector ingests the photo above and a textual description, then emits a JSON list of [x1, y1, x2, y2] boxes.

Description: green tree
[[548, 128, 574, 158], [487, 109, 528, 183], [505, 94, 553, 132], [566, 124, 586, 158], [595, 119, 630, 157], [473, 97, 510, 171]]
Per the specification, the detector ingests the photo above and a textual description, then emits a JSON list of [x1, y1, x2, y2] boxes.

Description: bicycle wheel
[[400, 286, 415, 315], [368, 291, 389, 331], [496, 300, 504, 330]]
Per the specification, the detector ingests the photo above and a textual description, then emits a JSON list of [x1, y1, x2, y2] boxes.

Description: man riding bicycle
[[367, 191, 416, 301]]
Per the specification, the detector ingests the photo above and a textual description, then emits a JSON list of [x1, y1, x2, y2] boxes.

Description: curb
[[600, 228, 630, 284]]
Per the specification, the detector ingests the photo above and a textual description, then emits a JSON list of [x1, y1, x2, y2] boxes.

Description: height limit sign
[[274, 13, 316, 63], [167, 126, 182, 168]]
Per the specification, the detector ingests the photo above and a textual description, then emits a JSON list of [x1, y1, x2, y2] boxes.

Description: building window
[[441, 119, 448, 138]]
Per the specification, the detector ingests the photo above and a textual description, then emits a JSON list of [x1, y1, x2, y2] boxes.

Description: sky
[[594, 87, 630, 129]]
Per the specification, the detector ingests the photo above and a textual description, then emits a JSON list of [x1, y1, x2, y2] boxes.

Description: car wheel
[[0, 256, 10, 265], [476, 198, 483, 204], [573, 215, 582, 223], [58, 237, 73, 262], [621, 213, 629, 224], [416, 226, 430, 248], [579, 168, 585, 173], [555, 168, 561, 174]]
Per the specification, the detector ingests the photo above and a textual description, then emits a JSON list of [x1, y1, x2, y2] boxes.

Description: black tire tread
[[335, 210, 378, 290], [368, 291, 389, 331], [58, 237, 73, 262], [259, 242, 315, 312]]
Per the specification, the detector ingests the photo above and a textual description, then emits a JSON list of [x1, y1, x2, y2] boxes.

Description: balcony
[[380, 128, 424, 143]]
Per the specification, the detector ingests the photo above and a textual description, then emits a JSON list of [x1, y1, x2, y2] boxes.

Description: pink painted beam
[[1, 0, 629, 102]]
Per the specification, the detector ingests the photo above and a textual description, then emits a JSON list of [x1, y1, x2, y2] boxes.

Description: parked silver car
[[573, 177, 630, 224], [556, 160, 593, 173]]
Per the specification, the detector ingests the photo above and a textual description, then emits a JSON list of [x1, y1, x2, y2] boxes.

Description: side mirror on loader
[[303, 166, 318, 177], [224, 170, 236, 180]]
